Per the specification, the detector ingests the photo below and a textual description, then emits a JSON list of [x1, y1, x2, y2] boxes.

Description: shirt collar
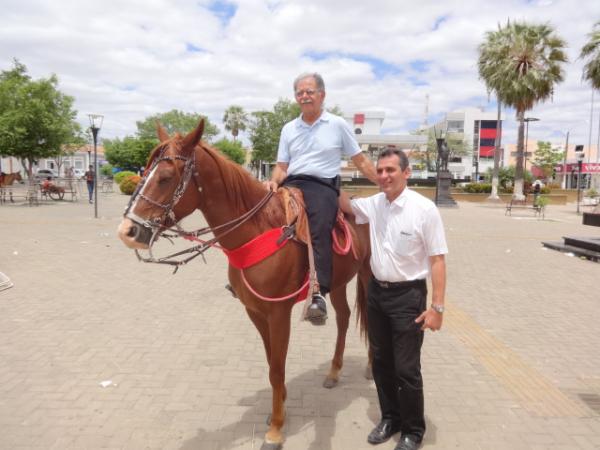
[[296, 110, 330, 128], [386, 187, 409, 209]]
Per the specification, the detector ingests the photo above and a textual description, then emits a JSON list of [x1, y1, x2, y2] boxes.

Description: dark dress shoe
[[306, 293, 327, 324], [394, 435, 421, 450], [367, 419, 399, 445]]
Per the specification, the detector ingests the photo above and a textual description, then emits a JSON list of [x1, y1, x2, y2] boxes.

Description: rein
[[124, 141, 274, 272], [134, 190, 274, 273]]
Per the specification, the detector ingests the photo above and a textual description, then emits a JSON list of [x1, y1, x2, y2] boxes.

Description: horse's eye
[[158, 175, 171, 185]]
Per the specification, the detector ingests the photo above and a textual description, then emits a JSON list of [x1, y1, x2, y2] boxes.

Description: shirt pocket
[[394, 231, 419, 256]]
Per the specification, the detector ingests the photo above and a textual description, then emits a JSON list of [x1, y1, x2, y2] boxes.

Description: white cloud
[[0, 0, 599, 150]]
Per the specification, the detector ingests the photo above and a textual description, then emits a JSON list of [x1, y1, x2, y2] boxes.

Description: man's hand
[[415, 308, 443, 331], [263, 180, 279, 192]]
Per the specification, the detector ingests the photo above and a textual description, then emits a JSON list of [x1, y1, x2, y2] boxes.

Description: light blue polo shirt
[[277, 111, 361, 178]]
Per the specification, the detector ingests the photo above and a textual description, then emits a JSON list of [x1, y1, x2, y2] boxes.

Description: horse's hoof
[[323, 377, 338, 389], [260, 442, 282, 450], [364, 365, 373, 380]]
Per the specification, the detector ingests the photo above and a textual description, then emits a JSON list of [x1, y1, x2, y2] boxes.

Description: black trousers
[[367, 277, 427, 441], [282, 175, 339, 295]]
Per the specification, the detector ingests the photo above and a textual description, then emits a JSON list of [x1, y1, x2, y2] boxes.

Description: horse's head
[[117, 120, 205, 249]]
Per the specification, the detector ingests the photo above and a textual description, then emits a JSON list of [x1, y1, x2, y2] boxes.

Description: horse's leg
[[245, 307, 271, 363], [323, 285, 350, 388], [262, 303, 292, 450]]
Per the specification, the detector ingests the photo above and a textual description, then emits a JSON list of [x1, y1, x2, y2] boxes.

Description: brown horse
[[117, 120, 372, 449], [0, 171, 23, 187]]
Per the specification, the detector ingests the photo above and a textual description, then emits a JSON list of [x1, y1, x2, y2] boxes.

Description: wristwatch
[[431, 304, 445, 314]]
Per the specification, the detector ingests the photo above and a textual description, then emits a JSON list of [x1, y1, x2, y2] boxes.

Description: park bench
[[505, 196, 545, 219], [101, 179, 114, 193]]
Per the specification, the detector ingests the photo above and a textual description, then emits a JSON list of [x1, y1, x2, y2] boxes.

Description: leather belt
[[373, 278, 426, 289]]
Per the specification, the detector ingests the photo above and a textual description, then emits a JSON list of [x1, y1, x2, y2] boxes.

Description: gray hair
[[293, 72, 325, 92], [378, 148, 409, 171]]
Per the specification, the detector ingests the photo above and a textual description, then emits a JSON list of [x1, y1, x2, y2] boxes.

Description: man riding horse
[[264, 72, 378, 324]]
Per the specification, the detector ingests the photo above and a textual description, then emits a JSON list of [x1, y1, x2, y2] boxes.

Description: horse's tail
[[354, 267, 370, 343]]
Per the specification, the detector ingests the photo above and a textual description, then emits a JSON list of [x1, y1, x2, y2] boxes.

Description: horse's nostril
[[127, 225, 137, 237]]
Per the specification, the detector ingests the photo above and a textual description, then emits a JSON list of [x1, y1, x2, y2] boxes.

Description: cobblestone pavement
[[0, 191, 599, 449]]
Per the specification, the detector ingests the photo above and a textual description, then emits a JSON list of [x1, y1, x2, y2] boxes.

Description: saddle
[[279, 187, 355, 257]]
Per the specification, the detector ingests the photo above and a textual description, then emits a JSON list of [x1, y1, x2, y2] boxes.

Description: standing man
[[84, 165, 94, 204], [345, 148, 447, 450], [264, 72, 377, 324]]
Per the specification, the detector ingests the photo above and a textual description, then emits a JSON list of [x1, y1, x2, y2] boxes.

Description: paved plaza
[[0, 190, 599, 450]]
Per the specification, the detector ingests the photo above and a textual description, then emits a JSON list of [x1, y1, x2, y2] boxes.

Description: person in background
[[84, 165, 95, 204]]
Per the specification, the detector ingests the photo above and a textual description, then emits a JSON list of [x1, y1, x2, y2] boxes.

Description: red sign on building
[[554, 163, 600, 174]]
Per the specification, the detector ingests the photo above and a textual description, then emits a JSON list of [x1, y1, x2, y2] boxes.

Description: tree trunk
[[488, 99, 502, 201], [513, 110, 526, 200]]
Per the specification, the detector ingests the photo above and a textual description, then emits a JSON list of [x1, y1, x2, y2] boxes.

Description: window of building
[[447, 120, 464, 133]]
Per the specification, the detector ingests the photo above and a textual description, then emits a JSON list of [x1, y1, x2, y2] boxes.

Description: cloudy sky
[[1, 0, 599, 150]]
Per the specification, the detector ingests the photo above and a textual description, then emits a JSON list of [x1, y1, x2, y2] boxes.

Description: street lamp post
[[576, 151, 585, 214], [523, 117, 540, 176], [88, 114, 104, 219]]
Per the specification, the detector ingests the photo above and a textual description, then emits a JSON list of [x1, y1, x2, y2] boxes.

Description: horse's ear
[[156, 121, 169, 143], [181, 119, 205, 153]]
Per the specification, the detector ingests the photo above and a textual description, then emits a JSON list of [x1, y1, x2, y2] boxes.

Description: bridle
[[124, 141, 196, 231], [124, 141, 274, 272]]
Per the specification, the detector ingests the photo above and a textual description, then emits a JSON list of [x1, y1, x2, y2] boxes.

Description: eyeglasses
[[295, 89, 320, 97]]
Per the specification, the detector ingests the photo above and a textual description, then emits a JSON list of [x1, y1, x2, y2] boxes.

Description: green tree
[[580, 21, 600, 90], [249, 99, 300, 164], [136, 109, 219, 142], [213, 138, 246, 165], [326, 105, 344, 116], [479, 29, 509, 200], [478, 21, 567, 199], [0, 60, 82, 178], [532, 141, 565, 179], [222, 105, 248, 141], [103, 136, 157, 170]]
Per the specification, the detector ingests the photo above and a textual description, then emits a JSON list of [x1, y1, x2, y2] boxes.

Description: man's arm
[[263, 162, 289, 192], [415, 254, 446, 331], [351, 152, 377, 184]]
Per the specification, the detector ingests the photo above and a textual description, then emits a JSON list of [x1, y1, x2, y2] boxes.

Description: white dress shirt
[[351, 188, 448, 282]]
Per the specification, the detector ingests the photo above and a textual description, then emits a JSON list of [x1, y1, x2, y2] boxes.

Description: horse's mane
[[199, 143, 284, 229], [199, 142, 262, 203]]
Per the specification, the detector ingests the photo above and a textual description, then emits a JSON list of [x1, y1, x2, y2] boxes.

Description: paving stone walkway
[[0, 192, 598, 449]]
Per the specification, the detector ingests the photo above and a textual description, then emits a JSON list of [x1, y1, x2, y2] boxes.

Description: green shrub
[[540, 186, 551, 194], [100, 164, 113, 178], [586, 188, 599, 198], [114, 170, 137, 185], [119, 175, 141, 195], [462, 183, 492, 193], [535, 196, 550, 208]]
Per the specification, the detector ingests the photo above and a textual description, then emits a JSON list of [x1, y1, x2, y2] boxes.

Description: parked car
[[35, 169, 58, 180], [72, 168, 85, 179]]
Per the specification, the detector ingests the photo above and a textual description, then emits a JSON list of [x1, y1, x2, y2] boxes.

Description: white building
[[1, 145, 102, 178], [342, 111, 427, 179], [430, 107, 504, 181]]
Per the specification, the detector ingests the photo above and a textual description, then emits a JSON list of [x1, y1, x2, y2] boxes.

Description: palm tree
[[580, 21, 600, 211], [478, 21, 567, 199], [580, 21, 600, 90], [222, 105, 248, 141]]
